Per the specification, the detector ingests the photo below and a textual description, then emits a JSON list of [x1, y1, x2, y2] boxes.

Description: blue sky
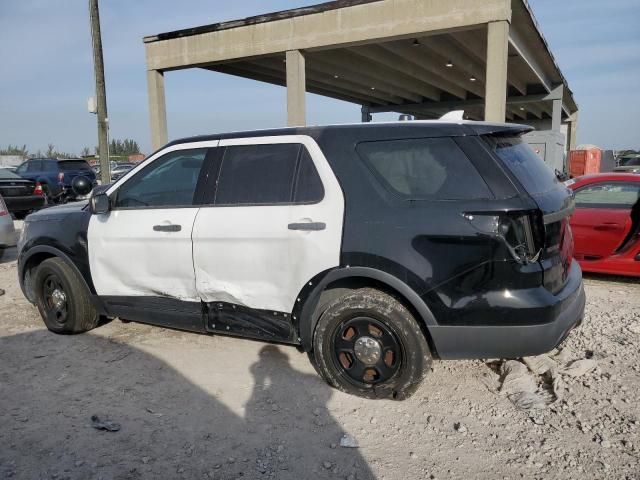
[[0, 0, 638, 154]]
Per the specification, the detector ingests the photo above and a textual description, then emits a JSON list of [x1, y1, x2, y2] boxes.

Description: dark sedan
[[0, 168, 46, 218]]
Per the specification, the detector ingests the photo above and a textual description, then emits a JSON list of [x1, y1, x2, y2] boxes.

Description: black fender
[[295, 266, 438, 352], [18, 245, 105, 313]]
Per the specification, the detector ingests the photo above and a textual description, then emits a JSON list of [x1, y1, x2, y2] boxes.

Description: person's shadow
[[0, 328, 375, 480], [245, 345, 374, 479]]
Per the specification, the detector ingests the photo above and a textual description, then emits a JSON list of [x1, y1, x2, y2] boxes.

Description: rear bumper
[[0, 216, 17, 247], [429, 261, 586, 359], [5, 195, 46, 213]]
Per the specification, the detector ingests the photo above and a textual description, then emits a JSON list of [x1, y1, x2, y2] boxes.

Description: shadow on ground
[[0, 330, 374, 480]]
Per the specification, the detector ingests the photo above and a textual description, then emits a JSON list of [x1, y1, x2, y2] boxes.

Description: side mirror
[[90, 193, 110, 215]]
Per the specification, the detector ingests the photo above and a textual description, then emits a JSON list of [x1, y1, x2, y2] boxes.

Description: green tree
[[109, 138, 141, 156], [0, 144, 29, 157]]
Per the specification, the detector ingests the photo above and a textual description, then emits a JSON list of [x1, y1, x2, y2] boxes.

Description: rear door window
[[486, 136, 559, 195], [215, 143, 318, 205], [357, 137, 492, 200]]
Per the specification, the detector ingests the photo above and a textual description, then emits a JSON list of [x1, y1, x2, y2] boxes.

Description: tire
[[33, 257, 99, 334], [0, 248, 4, 261], [310, 288, 432, 400]]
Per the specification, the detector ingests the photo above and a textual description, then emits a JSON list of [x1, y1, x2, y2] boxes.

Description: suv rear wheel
[[34, 258, 99, 334], [311, 288, 432, 400]]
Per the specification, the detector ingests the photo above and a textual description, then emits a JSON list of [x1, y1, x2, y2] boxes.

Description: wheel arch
[[295, 267, 439, 356], [19, 246, 96, 304]]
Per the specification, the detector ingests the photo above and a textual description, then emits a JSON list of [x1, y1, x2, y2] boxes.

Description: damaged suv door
[[191, 136, 345, 342], [88, 145, 212, 304]]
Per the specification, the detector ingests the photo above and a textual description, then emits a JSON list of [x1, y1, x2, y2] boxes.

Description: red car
[[567, 173, 640, 277]]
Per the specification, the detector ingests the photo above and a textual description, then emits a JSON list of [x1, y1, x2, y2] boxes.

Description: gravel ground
[[0, 227, 638, 480]]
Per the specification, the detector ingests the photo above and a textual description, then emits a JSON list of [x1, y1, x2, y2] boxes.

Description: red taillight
[[58, 172, 65, 183], [0, 196, 8, 216], [34, 182, 44, 196]]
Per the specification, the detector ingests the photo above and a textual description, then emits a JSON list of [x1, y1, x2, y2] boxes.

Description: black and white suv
[[17, 121, 585, 399]]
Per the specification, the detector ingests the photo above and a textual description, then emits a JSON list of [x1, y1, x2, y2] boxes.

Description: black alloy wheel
[[332, 316, 402, 386], [41, 273, 69, 327]]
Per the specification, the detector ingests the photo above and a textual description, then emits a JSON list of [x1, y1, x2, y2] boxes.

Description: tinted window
[[26, 161, 42, 172], [294, 149, 324, 203], [486, 136, 559, 195], [357, 137, 492, 200], [575, 182, 640, 208], [115, 149, 206, 208], [59, 160, 92, 171], [215, 144, 301, 205], [43, 161, 58, 172]]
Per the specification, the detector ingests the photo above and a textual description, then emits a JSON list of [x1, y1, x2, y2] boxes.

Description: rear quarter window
[[356, 137, 492, 200], [59, 160, 92, 171], [485, 136, 559, 195]]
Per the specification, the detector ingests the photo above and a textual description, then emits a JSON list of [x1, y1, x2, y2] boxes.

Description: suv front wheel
[[34, 258, 100, 334], [311, 288, 432, 400]]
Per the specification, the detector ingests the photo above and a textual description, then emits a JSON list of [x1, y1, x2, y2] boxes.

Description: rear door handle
[[153, 224, 182, 232], [288, 222, 326, 231]]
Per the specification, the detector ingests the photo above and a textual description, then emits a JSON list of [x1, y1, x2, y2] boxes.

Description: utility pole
[[89, 0, 110, 184]]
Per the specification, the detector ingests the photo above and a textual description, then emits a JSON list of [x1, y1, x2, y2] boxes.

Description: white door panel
[[89, 209, 200, 301], [193, 135, 345, 313], [88, 141, 218, 301]]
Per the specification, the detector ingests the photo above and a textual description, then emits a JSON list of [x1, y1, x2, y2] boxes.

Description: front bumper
[[428, 261, 586, 359]]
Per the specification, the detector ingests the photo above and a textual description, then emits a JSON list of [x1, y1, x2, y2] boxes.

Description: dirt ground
[[0, 223, 638, 480]]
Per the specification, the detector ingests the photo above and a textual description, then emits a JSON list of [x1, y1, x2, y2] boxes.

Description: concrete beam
[[485, 21, 509, 122], [147, 69, 168, 150], [330, 48, 442, 101], [348, 45, 448, 100], [449, 30, 527, 95], [254, 57, 406, 104], [368, 93, 555, 114], [306, 55, 423, 103], [145, 0, 512, 71], [379, 41, 482, 98], [210, 63, 379, 106], [286, 50, 306, 126]]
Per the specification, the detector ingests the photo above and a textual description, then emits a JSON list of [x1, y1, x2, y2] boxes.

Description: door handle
[[288, 222, 326, 231], [594, 223, 623, 232], [153, 224, 182, 232]]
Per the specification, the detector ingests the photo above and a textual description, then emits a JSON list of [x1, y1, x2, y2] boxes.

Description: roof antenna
[[439, 110, 465, 121]]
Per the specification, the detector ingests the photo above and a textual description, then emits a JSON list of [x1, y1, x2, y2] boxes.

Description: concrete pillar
[[286, 50, 306, 126], [567, 111, 579, 151], [147, 69, 168, 150], [484, 21, 510, 123], [361, 106, 372, 123], [551, 99, 562, 132]]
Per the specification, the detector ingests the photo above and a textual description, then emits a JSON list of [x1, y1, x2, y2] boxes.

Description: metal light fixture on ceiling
[[469, 76, 477, 82], [334, 74, 340, 79], [412, 39, 421, 47], [519, 107, 525, 111], [446, 60, 454, 68]]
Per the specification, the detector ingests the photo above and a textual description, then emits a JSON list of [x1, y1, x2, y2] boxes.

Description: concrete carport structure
[[143, 0, 578, 151]]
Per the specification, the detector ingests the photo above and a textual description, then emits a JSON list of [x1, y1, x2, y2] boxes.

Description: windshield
[[59, 160, 92, 171], [0, 168, 22, 180], [485, 136, 559, 195], [622, 158, 640, 166]]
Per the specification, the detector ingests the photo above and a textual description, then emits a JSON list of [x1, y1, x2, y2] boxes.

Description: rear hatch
[[58, 160, 96, 184], [486, 136, 575, 294]]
